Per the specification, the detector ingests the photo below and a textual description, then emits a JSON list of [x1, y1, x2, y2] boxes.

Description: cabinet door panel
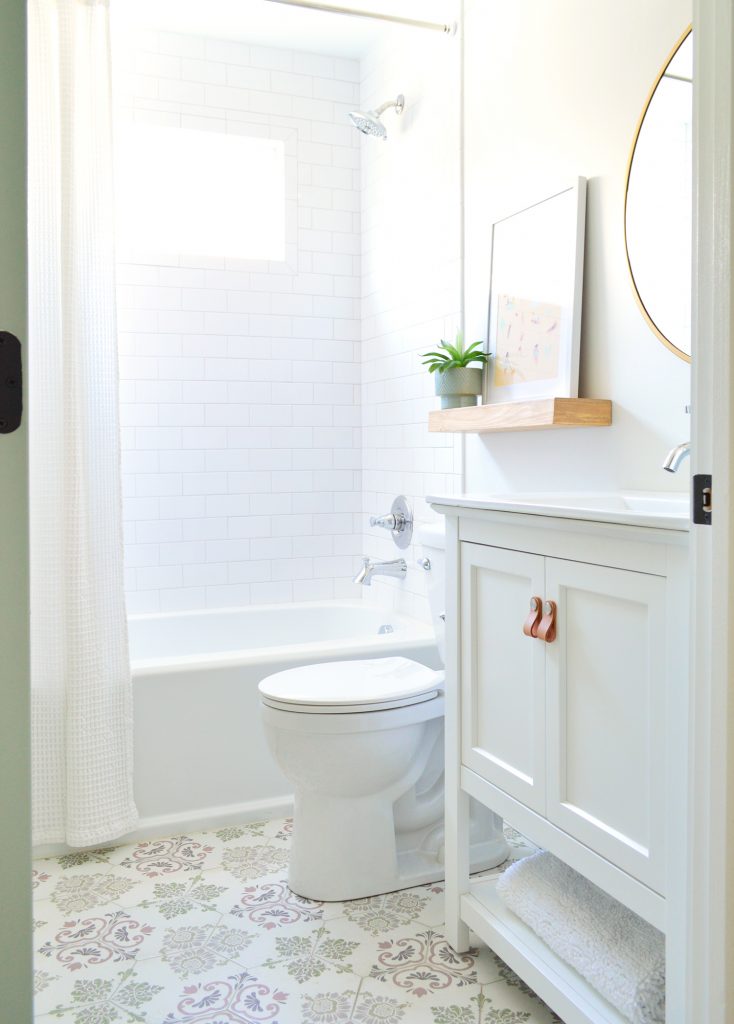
[[545, 558, 666, 892], [460, 543, 546, 812]]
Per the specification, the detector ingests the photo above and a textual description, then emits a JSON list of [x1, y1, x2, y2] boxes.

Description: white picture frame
[[485, 178, 587, 404]]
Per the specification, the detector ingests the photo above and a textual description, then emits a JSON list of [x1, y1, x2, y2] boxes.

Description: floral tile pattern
[[33, 820, 560, 1024], [37, 909, 155, 972], [222, 844, 291, 883], [231, 879, 325, 930], [46, 966, 164, 1022], [113, 835, 219, 878], [50, 873, 140, 914]]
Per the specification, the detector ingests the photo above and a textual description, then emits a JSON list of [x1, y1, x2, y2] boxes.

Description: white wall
[[114, 30, 364, 613], [463, 0, 693, 495], [359, 16, 463, 620]]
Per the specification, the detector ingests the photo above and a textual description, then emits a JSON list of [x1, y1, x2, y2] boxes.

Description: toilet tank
[[417, 522, 446, 665]]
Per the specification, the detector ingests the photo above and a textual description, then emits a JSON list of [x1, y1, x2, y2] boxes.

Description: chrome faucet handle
[[370, 512, 403, 530], [368, 495, 413, 550]]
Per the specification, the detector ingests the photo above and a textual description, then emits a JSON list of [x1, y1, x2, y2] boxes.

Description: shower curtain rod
[[262, 0, 456, 35]]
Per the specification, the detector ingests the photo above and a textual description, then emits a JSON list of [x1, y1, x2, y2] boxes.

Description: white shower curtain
[[29, 0, 138, 847]]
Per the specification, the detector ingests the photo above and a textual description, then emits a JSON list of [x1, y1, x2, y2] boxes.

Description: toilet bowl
[[258, 523, 509, 902]]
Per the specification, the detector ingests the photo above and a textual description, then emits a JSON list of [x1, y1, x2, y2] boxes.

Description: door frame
[[688, 0, 734, 1017], [0, 0, 31, 1018]]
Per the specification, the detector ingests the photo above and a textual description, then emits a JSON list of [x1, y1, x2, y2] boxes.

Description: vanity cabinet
[[460, 542, 666, 892], [434, 496, 689, 1024]]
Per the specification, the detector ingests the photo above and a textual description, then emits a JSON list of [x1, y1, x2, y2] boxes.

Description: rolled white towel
[[496, 851, 665, 1024]]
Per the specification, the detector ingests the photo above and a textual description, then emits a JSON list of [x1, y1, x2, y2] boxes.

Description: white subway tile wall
[[116, 31, 364, 613], [359, 27, 463, 621]]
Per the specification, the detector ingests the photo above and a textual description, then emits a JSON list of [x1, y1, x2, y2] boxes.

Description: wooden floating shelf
[[428, 397, 613, 434]]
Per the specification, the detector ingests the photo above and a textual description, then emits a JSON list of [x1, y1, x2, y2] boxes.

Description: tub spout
[[353, 557, 407, 587]]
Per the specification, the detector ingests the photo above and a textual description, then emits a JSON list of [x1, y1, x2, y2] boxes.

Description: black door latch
[[0, 331, 22, 434], [692, 473, 712, 525]]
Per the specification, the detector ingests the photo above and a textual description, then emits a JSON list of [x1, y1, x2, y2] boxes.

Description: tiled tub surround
[[33, 817, 560, 1023], [115, 31, 363, 614]]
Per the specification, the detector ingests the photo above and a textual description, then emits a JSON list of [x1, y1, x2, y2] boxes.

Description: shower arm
[[374, 97, 403, 116], [262, 0, 456, 36]]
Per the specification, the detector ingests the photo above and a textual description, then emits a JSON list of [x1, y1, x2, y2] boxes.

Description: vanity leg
[[445, 786, 471, 952]]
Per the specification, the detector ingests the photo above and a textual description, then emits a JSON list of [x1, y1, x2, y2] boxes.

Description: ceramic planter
[[434, 366, 484, 409]]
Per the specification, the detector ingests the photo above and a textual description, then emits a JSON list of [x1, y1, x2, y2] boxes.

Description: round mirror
[[625, 28, 692, 362]]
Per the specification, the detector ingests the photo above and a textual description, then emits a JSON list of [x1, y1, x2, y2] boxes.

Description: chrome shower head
[[348, 94, 404, 140]]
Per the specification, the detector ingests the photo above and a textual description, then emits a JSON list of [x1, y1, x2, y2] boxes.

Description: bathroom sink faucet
[[662, 441, 691, 473], [353, 557, 407, 586]]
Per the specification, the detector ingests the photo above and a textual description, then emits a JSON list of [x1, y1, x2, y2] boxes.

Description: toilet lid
[[258, 657, 442, 711]]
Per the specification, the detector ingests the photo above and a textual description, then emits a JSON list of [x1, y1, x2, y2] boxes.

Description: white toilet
[[258, 523, 508, 902]]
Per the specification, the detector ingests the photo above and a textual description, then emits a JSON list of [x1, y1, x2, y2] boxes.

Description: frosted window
[[116, 123, 286, 261]]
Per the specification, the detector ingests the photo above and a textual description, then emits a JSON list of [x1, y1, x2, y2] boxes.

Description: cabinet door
[[545, 558, 666, 892], [460, 543, 546, 813]]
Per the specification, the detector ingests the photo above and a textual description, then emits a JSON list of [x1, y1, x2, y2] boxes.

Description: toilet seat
[[258, 656, 443, 714]]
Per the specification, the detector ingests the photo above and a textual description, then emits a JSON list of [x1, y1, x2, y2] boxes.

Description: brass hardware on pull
[[523, 597, 543, 638], [536, 600, 557, 643]]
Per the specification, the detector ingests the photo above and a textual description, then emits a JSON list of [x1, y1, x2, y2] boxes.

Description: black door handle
[[0, 332, 22, 433]]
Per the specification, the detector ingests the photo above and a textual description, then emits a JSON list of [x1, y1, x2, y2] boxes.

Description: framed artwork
[[485, 178, 587, 404]]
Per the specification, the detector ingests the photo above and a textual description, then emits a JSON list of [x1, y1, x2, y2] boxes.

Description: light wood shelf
[[428, 397, 612, 434]]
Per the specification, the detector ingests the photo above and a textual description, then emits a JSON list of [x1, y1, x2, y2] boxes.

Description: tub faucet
[[353, 557, 407, 586], [662, 441, 691, 473]]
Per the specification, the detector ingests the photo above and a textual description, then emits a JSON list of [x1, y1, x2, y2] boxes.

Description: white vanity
[[429, 492, 690, 1024]]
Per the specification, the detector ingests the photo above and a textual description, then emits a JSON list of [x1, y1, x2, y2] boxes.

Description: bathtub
[[130, 600, 440, 840]]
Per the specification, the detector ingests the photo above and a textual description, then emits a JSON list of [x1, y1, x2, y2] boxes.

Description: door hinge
[[692, 473, 712, 525], [0, 331, 22, 434]]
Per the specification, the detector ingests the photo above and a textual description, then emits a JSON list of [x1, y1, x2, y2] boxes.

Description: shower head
[[348, 94, 405, 139]]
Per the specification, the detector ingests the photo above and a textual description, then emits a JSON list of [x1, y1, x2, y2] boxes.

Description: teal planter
[[434, 366, 484, 409]]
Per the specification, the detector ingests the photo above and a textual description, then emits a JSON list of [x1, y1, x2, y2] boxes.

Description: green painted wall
[[0, 0, 32, 1018]]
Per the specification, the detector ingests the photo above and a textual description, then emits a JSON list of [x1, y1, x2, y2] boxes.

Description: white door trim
[[689, 0, 734, 1017]]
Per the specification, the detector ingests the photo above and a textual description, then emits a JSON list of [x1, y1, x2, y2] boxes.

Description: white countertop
[[426, 491, 690, 531]]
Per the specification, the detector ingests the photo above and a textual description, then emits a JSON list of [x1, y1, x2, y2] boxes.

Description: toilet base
[[287, 795, 509, 902]]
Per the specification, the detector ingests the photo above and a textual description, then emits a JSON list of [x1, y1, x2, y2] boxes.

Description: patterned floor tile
[[32, 817, 561, 1024], [103, 831, 227, 878]]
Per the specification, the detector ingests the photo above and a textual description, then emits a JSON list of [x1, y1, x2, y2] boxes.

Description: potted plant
[[420, 333, 490, 409]]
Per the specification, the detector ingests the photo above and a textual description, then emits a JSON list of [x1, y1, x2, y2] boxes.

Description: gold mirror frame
[[624, 25, 692, 364]]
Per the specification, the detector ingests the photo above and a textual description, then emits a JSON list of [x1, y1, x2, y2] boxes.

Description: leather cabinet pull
[[536, 600, 557, 643], [523, 597, 543, 638]]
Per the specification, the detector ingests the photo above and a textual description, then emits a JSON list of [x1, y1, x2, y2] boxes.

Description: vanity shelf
[[462, 876, 628, 1024], [428, 397, 612, 434]]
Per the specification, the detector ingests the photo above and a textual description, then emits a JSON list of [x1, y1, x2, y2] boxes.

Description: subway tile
[[159, 78, 206, 104], [159, 404, 206, 426], [293, 52, 334, 78], [135, 473, 183, 497], [136, 564, 183, 591], [205, 583, 252, 608], [228, 516, 272, 539], [159, 495, 207, 519], [250, 580, 293, 603], [227, 471, 271, 493], [182, 517, 228, 541], [159, 540, 207, 565], [206, 538, 251, 563], [204, 38, 250, 65], [182, 472, 228, 495], [159, 586, 209, 611], [134, 519, 182, 544], [205, 494, 251, 517]]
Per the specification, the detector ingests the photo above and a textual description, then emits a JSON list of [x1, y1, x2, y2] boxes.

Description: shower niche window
[[116, 122, 288, 262]]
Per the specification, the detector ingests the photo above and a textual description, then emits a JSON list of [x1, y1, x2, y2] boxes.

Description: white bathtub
[[130, 601, 440, 840]]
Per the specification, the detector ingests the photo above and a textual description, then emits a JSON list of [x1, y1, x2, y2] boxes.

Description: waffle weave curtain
[[28, 0, 138, 847]]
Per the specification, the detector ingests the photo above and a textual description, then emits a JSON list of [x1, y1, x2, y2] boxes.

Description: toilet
[[258, 522, 508, 902]]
